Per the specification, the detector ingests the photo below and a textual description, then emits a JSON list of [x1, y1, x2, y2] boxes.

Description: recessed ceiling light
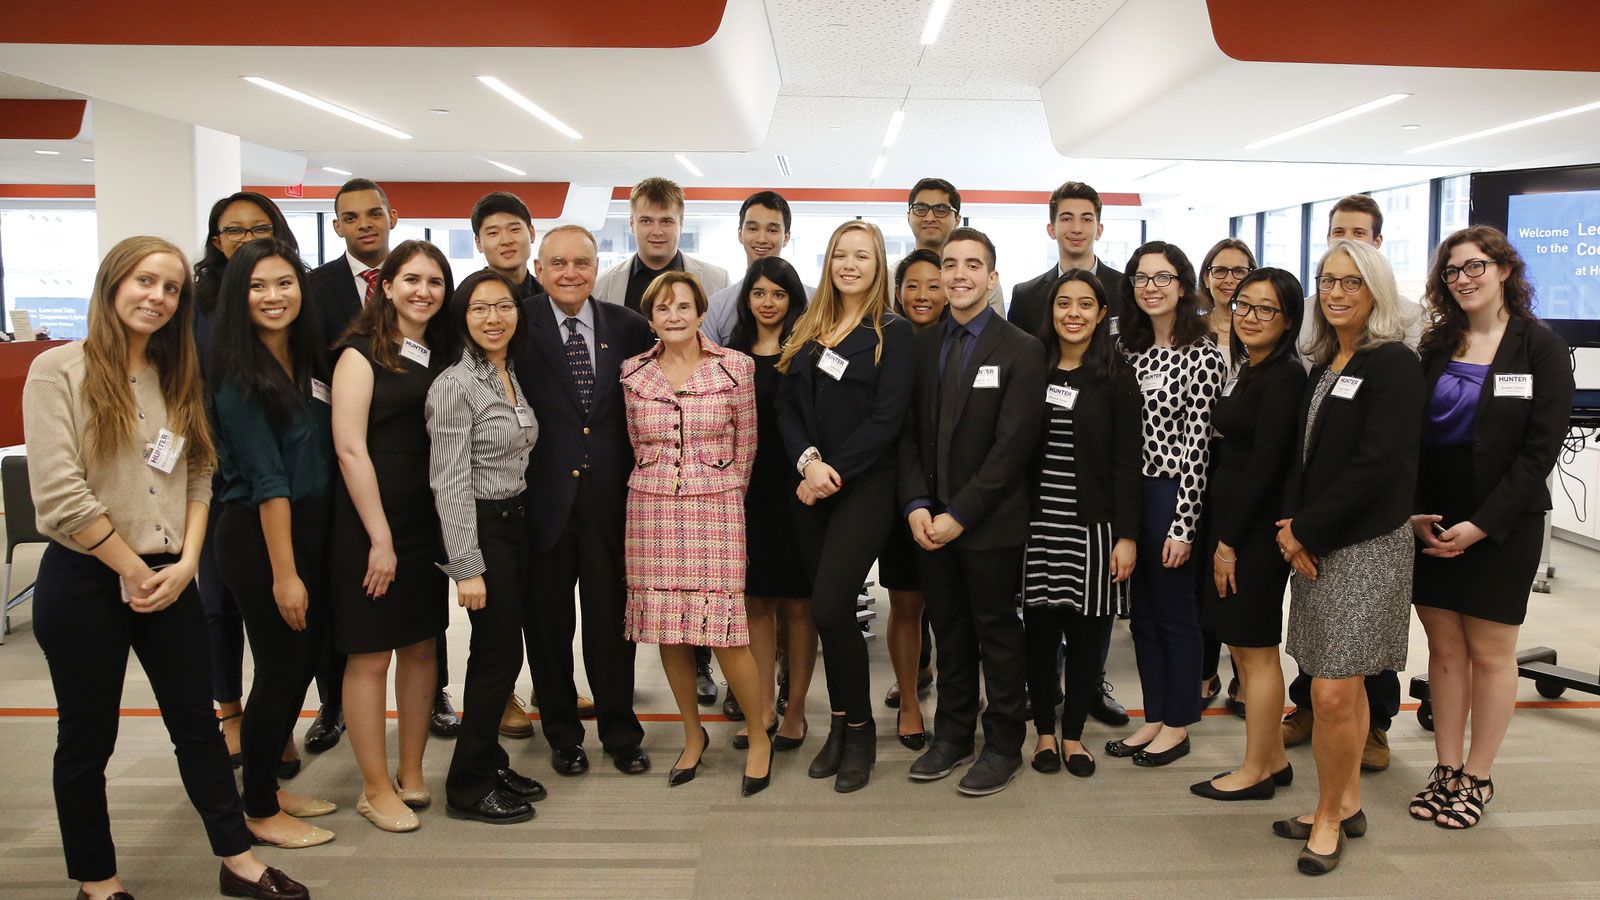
[[242, 76, 412, 140], [429, 108, 450, 115], [1244, 93, 1410, 150], [482, 157, 527, 177], [1407, 99, 1600, 154], [826, 165, 839, 170], [321, 166, 353, 176], [921, 0, 954, 45], [870, 154, 887, 180], [80, 157, 94, 163], [883, 110, 906, 148], [775, 154, 792, 177], [476, 76, 583, 140], [34, 149, 60, 155], [829, 125, 843, 132], [1400, 124, 1422, 130], [674, 154, 703, 178]]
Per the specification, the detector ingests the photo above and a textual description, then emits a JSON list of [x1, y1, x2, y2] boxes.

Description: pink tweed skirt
[[624, 488, 749, 647]]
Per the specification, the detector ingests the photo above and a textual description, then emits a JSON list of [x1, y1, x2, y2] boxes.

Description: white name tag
[[1109, 316, 1120, 337], [400, 338, 431, 367], [818, 348, 848, 381], [310, 379, 331, 404], [1140, 371, 1165, 393], [1221, 374, 1238, 397], [514, 405, 534, 427], [973, 365, 1000, 389], [1494, 373, 1532, 399], [1331, 375, 1363, 400], [1045, 384, 1078, 410], [145, 429, 185, 474]]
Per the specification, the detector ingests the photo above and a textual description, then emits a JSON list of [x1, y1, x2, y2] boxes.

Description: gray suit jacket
[[594, 253, 730, 308]]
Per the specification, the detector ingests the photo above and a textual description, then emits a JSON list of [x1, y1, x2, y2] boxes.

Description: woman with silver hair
[[1273, 239, 1424, 875]]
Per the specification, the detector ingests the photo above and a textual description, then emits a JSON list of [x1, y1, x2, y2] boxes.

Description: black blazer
[[1285, 341, 1425, 557], [1419, 316, 1573, 541], [1209, 356, 1307, 548], [1027, 363, 1142, 541], [511, 294, 654, 555], [1006, 259, 1128, 340], [310, 254, 364, 348], [898, 315, 1047, 549], [777, 314, 916, 482]]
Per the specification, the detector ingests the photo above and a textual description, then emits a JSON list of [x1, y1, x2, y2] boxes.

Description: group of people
[[21, 172, 1572, 897]]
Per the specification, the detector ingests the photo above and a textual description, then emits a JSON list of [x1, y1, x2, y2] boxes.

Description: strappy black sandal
[[1435, 772, 1494, 830], [1408, 763, 1459, 821]]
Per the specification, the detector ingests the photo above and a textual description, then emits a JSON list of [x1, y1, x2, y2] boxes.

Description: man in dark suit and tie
[[513, 224, 654, 776], [901, 227, 1046, 796]]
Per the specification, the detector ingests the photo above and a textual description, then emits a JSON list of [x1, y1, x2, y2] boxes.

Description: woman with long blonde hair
[[776, 220, 915, 793]]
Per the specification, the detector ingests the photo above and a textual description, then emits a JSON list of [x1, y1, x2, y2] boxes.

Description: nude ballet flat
[[357, 793, 420, 833], [250, 823, 336, 849], [278, 796, 337, 818], [392, 777, 432, 810]]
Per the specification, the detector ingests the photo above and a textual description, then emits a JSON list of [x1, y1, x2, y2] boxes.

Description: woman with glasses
[[1191, 268, 1305, 802], [1407, 226, 1572, 830], [1275, 240, 1423, 875], [1105, 241, 1225, 768]]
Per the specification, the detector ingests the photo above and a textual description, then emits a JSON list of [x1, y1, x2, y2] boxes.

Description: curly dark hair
[[1118, 241, 1209, 352], [1420, 225, 1536, 359]]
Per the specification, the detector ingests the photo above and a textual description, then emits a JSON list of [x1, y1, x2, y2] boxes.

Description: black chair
[[2, 454, 45, 645]]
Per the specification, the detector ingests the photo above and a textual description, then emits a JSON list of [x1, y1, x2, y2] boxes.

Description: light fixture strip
[[870, 154, 887, 181], [476, 76, 583, 140], [775, 154, 792, 177], [1407, 99, 1600, 154], [483, 158, 528, 177], [674, 154, 704, 178], [242, 76, 412, 140], [921, 0, 954, 45], [321, 166, 353, 176], [883, 110, 906, 148], [1244, 93, 1410, 151]]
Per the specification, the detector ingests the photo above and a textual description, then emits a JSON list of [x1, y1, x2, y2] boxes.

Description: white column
[[92, 101, 241, 260]]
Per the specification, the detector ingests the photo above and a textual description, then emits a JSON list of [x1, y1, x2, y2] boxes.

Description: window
[[1305, 198, 1336, 282], [2, 209, 97, 340], [1231, 213, 1260, 260], [283, 213, 322, 267], [1369, 182, 1431, 295], [1438, 174, 1469, 238], [1261, 206, 1302, 273]]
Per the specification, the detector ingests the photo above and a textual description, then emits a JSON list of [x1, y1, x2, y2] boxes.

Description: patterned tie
[[564, 317, 595, 414], [359, 268, 380, 304]]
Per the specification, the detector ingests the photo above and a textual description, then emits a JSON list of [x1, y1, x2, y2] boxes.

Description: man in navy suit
[[512, 224, 654, 776]]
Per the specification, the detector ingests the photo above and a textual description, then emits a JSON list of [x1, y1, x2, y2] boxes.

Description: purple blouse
[[1425, 360, 1489, 447]]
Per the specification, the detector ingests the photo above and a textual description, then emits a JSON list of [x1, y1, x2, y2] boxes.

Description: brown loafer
[[219, 863, 309, 898]]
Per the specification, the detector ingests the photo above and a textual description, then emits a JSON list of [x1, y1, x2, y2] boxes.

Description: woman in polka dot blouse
[[1103, 241, 1226, 768]]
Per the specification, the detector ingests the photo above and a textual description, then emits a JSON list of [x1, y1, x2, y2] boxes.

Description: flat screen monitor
[[1472, 164, 1600, 347]]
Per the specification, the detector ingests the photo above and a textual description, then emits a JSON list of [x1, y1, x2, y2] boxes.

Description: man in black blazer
[[901, 228, 1047, 796], [472, 190, 544, 300], [513, 224, 654, 776], [1007, 181, 1129, 339]]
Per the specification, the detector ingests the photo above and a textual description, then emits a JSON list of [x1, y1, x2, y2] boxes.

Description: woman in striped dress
[[1021, 270, 1141, 777]]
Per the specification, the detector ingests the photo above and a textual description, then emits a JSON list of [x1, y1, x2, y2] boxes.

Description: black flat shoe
[[1104, 737, 1151, 758], [1200, 675, 1222, 709], [896, 707, 927, 751], [1065, 751, 1096, 778], [669, 727, 709, 787], [276, 757, 301, 781], [550, 745, 589, 776], [1032, 742, 1061, 774], [219, 863, 309, 899], [774, 719, 808, 752], [1298, 830, 1344, 876], [1132, 737, 1190, 767], [444, 787, 534, 825], [497, 767, 547, 803], [1190, 772, 1275, 801], [1273, 809, 1367, 840], [1274, 763, 1294, 787], [741, 739, 776, 797]]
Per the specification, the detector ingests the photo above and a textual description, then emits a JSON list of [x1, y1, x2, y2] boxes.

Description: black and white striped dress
[[1021, 383, 1128, 616]]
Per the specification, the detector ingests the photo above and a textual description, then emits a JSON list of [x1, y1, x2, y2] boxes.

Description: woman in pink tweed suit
[[620, 270, 774, 796]]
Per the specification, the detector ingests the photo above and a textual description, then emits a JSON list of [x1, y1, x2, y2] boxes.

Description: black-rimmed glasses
[[1316, 274, 1366, 293], [1442, 258, 1493, 283], [1132, 272, 1178, 288], [1229, 299, 1282, 321], [219, 224, 275, 241], [908, 202, 956, 218], [1207, 265, 1253, 280]]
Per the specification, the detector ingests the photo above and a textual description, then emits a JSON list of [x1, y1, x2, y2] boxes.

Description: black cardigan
[[777, 314, 916, 482], [1285, 341, 1425, 557], [1209, 356, 1307, 548], [1027, 363, 1142, 541], [1418, 316, 1573, 541]]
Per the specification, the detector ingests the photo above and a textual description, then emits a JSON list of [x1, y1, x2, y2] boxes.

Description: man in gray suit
[[594, 176, 729, 316]]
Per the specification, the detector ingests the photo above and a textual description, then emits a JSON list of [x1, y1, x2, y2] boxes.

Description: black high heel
[[741, 739, 776, 797], [896, 706, 927, 751], [668, 726, 709, 787], [732, 713, 778, 750], [773, 719, 808, 752]]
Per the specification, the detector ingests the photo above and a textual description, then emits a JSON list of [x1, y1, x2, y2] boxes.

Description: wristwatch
[[796, 446, 821, 476]]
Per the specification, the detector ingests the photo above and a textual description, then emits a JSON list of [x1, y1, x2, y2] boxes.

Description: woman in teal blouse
[[205, 238, 339, 850]]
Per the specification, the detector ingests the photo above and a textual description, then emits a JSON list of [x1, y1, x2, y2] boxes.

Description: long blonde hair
[[777, 220, 891, 372], [82, 236, 215, 467], [1302, 238, 1412, 366]]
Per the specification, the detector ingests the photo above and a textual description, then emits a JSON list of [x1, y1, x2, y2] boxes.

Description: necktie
[[359, 268, 379, 304], [564, 317, 595, 414], [941, 326, 967, 399]]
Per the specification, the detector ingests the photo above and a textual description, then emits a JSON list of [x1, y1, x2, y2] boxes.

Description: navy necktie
[[564, 317, 595, 413]]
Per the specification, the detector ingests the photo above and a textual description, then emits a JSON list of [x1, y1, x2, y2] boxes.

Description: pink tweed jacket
[[621, 337, 756, 497]]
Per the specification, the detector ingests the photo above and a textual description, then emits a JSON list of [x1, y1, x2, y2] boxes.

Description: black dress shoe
[[834, 720, 875, 793], [302, 705, 344, 754], [670, 727, 709, 787], [276, 757, 301, 781], [895, 707, 927, 751], [774, 719, 808, 752], [741, 740, 776, 797], [1132, 737, 1191, 767], [1103, 737, 1150, 758], [551, 745, 589, 776], [609, 744, 651, 775], [430, 689, 461, 738], [733, 717, 778, 750], [497, 767, 547, 802], [1190, 772, 1275, 800], [695, 652, 717, 706], [1089, 683, 1130, 727], [1200, 674, 1222, 710], [808, 716, 848, 778], [445, 787, 534, 825], [722, 686, 743, 721], [219, 863, 309, 899], [1065, 750, 1096, 778], [908, 740, 976, 781], [957, 751, 1021, 797]]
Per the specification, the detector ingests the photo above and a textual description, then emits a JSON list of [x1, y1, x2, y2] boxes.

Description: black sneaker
[[908, 741, 976, 782], [957, 752, 1022, 797]]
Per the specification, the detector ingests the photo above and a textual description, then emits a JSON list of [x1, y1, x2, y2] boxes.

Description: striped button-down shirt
[[425, 350, 538, 580]]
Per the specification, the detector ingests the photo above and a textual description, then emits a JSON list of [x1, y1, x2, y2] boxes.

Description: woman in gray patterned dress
[[1275, 240, 1424, 875]]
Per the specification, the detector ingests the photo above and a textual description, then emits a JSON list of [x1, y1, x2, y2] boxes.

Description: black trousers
[[1289, 668, 1401, 731], [792, 464, 896, 724], [1025, 605, 1114, 742], [198, 506, 245, 704], [33, 543, 252, 881], [530, 473, 642, 751], [216, 499, 328, 818], [917, 540, 1027, 756]]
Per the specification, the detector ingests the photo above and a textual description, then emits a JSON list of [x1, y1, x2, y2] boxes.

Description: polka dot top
[[1126, 340, 1226, 544]]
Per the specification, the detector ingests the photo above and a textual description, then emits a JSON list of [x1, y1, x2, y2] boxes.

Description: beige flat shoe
[[279, 796, 337, 818], [357, 792, 420, 833], [250, 822, 335, 849], [392, 776, 432, 810]]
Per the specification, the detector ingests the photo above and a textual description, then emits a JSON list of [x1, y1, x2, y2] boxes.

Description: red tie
[[360, 268, 379, 304]]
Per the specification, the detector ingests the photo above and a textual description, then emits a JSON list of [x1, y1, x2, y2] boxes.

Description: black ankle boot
[[834, 719, 876, 793], [808, 716, 848, 778]]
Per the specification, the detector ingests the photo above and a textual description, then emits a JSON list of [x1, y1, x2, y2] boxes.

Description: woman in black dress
[[329, 240, 455, 832], [1191, 267, 1305, 801], [726, 256, 816, 752], [1408, 226, 1573, 829]]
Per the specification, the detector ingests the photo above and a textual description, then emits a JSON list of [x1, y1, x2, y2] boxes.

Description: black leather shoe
[[219, 863, 309, 899], [76, 891, 134, 900], [695, 651, 717, 706], [834, 720, 875, 793], [895, 707, 927, 751], [669, 727, 709, 787], [1200, 674, 1222, 710], [733, 717, 778, 751], [497, 767, 547, 802], [430, 689, 461, 738], [1065, 750, 1096, 778], [303, 705, 344, 754], [722, 686, 743, 721], [908, 740, 976, 782], [741, 740, 776, 797], [1132, 737, 1191, 767], [609, 744, 651, 775], [1103, 737, 1150, 758], [1225, 676, 1246, 718], [774, 719, 808, 752], [551, 745, 589, 776], [808, 716, 848, 778], [957, 752, 1021, 797], [276, 757, 301, 781], [1191, 772, 1275, 801], [445, 787, 534, 825], [776, 669, 790, 716], [1089, 682, 1130, 727], [1274, 763, 1294, 787], [1031, 736, 1061, 773]]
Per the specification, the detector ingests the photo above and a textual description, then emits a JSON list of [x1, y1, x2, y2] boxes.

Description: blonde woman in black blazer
[[1407, 226, 1573, 831]]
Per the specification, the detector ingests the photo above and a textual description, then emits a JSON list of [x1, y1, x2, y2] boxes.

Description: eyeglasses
[[219, 224, 275, 241], [467, 301, 519, 319], [1442, 258, 1494, 283], [1316, 274, 1367, 293], [1207, 265, 1253, 281], [1131, 272, 1179, 288], [1229, 299, 1282, 321], [908, 203, 957, 219]]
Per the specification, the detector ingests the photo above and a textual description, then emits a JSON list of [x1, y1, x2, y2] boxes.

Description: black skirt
[[1200, 516, 1289, 647], [875, 517, 921, 592], [1413, 445, 1541, 626]]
